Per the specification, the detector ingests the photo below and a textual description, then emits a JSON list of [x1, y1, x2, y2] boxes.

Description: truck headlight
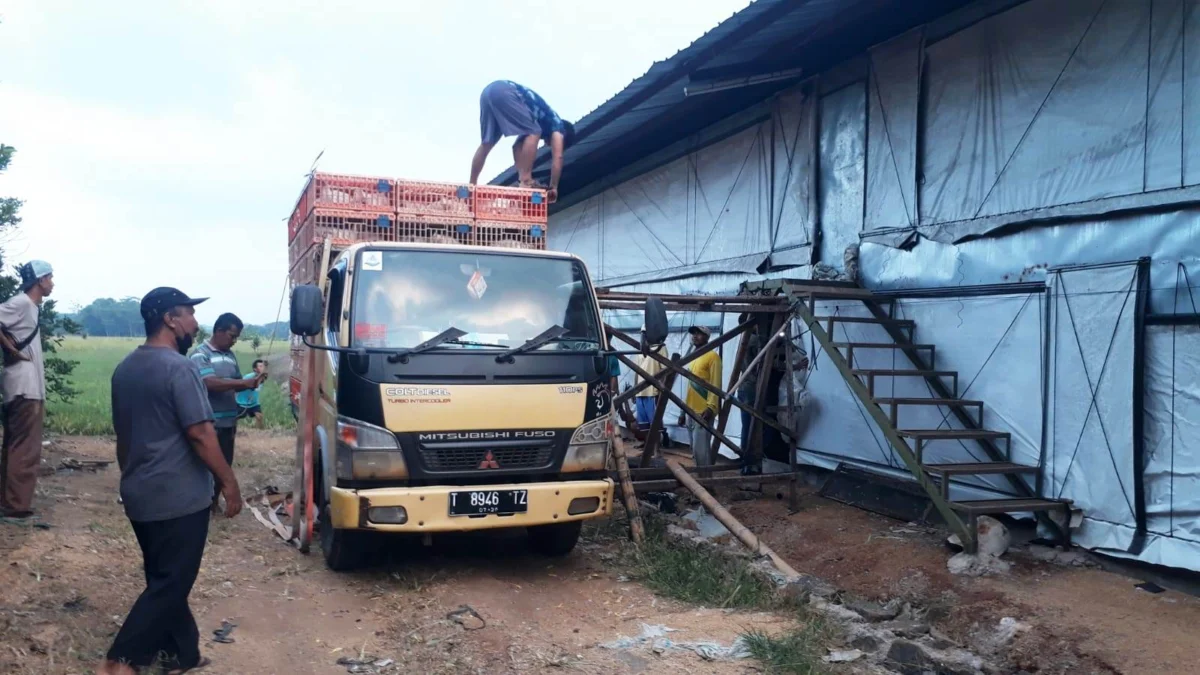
[[336, 416, 408, 480], [563, 414, 612, 472]]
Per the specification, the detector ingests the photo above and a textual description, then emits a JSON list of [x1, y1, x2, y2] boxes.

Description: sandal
[[167, 656, 212, 674]]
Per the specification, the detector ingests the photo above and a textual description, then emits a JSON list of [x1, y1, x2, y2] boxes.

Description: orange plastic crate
[[288, 208, 395, 267], [391, 215, 475, 246], [288, 173, 397, 242], [473, 220, 547, 250], [473, 185, 548, 223], [395, 180, 474, 218]]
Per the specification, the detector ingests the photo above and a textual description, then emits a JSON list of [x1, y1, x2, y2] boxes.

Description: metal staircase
[[743, 280, 1072, 553]]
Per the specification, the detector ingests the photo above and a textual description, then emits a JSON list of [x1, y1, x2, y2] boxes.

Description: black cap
[[140, 287, 208, 321]]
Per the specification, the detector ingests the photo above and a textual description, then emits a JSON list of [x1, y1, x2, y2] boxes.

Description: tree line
[[70, 297, 288, 340]]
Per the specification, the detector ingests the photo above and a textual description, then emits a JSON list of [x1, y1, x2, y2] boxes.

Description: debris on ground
[[601, 623, 752, 661], [58, 457, 112, 472], [211, 619, 237, 644], [823, 648, 864, 663], [947, 551, 1011, 577], [336, 655, 399, 674], [447, 605, 486, 630]]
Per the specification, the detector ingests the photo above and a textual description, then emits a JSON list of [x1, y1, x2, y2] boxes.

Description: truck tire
[[319, 500, 370, 571], [527, 521, 582, 557]]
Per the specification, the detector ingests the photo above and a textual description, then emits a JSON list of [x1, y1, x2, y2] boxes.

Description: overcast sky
[[0, 0, 750, 325]]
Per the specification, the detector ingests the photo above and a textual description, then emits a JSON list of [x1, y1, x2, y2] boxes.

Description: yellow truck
[[286, 181, 664, 569]]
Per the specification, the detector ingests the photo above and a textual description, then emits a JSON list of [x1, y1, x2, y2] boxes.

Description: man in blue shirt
[[236, 359, 267, 429], [470, 80, 577, 203]]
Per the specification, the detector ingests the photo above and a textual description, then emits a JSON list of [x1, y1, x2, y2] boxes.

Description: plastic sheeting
[[817, 84, 866, 270], [858, 208, 1200, 315], [1142, 325, 1200, 562], [865, 29, 922, 233], [796, 292, 1043, 497], [548, 124, 772, 283], [1045, 263, 1138, 551], [771, 85, 817, 250], [916, 0, 1200, 239]]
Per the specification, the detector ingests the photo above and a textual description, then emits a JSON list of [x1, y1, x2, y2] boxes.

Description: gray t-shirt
[[0, 293, 45, 403], [112, 345, 215, 522], [190, 342, 241, 428]]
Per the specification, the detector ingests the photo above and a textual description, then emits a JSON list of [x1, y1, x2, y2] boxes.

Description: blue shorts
[[634, 397, 657, 427]]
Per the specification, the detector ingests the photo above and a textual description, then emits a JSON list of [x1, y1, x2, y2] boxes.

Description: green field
[[48, 337, 296, 435]]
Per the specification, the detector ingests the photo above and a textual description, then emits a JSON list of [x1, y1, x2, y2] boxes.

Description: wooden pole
[[747, 314, 786, 470], [639, 358, 679, 468], [665, 459, 801, 581], [611, 435, 644, 545], [709, 319, 753, 461], [783, 320, 800, 512]]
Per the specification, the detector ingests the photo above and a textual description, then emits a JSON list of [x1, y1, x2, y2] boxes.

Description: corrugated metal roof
[[492, 0, 971, 198]]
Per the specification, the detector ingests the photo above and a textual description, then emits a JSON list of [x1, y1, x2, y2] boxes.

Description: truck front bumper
[[328, 479, 614, 533]]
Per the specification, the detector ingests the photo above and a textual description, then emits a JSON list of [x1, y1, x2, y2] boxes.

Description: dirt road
[[0, 433, 785, 675]]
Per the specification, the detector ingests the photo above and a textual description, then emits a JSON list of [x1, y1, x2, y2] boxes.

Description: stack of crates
[[286, 172, 550, 406], [287, 172, 549, 282]]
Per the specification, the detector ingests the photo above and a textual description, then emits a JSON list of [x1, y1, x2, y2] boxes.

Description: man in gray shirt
[[190, 312, 263, 512], [99, 287, 242, 675]]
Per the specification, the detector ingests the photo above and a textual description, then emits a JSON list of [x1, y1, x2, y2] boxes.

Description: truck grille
[[420, 445, 554, 472]]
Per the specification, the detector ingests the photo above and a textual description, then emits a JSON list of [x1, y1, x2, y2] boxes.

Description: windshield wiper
[[386, 327, 467, 363], [495, 325, 570, 362]]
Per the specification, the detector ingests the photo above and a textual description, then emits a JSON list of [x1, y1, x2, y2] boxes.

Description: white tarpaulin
[[1046, 263, 1138, 551]]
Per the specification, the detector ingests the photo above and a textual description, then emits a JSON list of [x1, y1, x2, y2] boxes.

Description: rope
[[266, 273, 289, 357]]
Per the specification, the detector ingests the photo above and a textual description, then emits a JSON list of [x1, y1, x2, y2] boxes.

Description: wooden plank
[[632, 471, 806, 493], [611, 435, 645, 545], [666, 460, 801, 580], [923, 462, 1038, 476]]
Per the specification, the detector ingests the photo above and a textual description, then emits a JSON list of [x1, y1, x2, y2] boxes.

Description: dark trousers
[[106, 508, 210, 669], [212, 426, 236, 503], [0, 397, 44, 514]]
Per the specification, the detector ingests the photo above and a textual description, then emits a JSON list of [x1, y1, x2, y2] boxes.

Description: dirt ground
[[728, 490, 1200, 674], [5, 434, 1200, 674], [0, 433, 788, 675]]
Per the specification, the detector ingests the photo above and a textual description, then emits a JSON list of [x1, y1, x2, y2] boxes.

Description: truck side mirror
[[643, 296, 668, 348], [290, 284, 324, 337]]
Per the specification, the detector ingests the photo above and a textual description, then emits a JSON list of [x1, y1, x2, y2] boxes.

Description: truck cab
[[290, 241, 626, 570]]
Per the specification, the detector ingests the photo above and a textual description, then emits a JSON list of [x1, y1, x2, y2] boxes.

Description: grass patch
[[632, 519, 778, 609], [587, 514, 832, 673], [742, 619, 829, 675], [47, 337, 295, 435]]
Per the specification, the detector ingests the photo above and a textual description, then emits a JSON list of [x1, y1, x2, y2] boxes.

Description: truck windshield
[[351, 248, 602, 351]]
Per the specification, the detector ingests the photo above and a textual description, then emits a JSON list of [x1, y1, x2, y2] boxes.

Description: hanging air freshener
[[467, 269, 488, 299]]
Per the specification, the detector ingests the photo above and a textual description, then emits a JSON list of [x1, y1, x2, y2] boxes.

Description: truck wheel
[[319, 500, 370, 571], [527, 521, 582, 557]]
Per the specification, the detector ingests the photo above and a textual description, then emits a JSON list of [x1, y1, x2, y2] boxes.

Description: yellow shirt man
[[684, 350, 722, 417], [679, 326, 721, 469]]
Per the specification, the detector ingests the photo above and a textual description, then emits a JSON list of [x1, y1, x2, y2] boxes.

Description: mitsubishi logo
[[478, 451, 500, 470]]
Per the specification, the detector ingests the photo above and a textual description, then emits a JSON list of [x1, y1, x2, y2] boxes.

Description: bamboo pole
[[666, 459, 801, 581], [612, 435, 645, 545]]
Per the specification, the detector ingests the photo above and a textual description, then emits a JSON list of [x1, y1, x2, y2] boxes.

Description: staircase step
[[853, 369, 955, 378], [876, 398, 982, 408], [833, 342, 934, 351], [897, 429, 1009, 440], [817, 316, 915, 327], [923, 462, 1037, 476], [950, 498, 1070, 515]]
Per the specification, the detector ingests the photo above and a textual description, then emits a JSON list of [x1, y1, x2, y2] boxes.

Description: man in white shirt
[[0, 260, 54, 519]]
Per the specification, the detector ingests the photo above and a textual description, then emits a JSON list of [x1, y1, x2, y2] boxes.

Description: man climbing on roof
[[469, 80, 576, 204]]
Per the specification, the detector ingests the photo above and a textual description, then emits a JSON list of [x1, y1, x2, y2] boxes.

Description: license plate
[[448, 489, 529, 516]]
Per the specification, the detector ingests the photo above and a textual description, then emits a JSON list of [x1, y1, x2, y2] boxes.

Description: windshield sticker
[[355, 323, 387, 344], [361, 251, 383, 271], [466, 269, 488, 300]]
